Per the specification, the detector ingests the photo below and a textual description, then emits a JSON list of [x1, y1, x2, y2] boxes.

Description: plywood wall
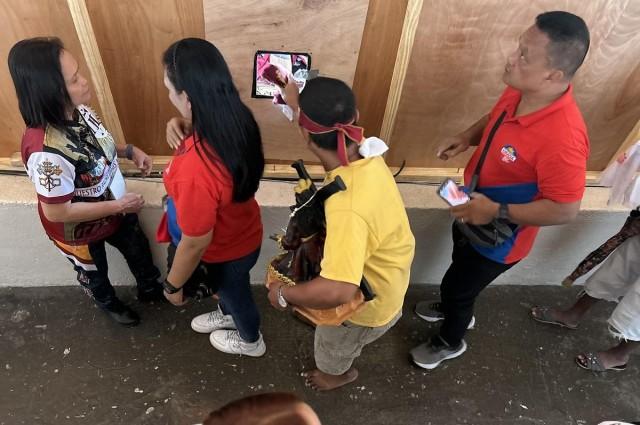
[[86, 0, 204, 156], [2, 0, 639, 173], [0, 0, 101, 157], [203, 0, 370, 163], [385, 0, 640, 171]]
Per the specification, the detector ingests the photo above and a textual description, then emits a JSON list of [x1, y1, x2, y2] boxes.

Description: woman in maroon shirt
[[9, 37, 163, 327]]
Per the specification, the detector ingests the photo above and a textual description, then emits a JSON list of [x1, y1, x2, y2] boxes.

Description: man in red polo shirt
[[411, 11, 591, 369]]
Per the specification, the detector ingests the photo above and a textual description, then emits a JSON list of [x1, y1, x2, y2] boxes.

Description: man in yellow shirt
[[267, 77, 415, 390]]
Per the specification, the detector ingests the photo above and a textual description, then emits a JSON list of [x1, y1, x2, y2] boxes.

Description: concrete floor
[[1, 285, 638, 425]]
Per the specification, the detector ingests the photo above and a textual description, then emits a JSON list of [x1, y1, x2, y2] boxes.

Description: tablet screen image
[[252, 51, 311, 98]]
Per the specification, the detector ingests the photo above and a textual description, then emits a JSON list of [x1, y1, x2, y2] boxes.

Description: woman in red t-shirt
[[158, 38, 266, 357]]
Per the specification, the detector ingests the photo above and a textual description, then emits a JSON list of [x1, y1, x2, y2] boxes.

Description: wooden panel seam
[[67, 0, 127, 145], [379, 0, 423, 144]]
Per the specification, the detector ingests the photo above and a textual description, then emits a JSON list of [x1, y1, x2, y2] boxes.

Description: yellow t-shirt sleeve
[[320, 210, 370, 286]]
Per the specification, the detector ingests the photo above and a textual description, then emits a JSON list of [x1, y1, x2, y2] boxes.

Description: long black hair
[[163, 38, 264, 202], [8, 37, 71, 128]]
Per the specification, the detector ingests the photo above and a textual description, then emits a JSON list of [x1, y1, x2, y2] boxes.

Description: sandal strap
[[581, 352, 606, 372], [532, 306, 577, 329], [533, 306, 552, 319]]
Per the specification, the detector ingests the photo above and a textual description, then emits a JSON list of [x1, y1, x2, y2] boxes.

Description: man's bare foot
[[302, 368, 359, 391], [531, 306, 579, 329]]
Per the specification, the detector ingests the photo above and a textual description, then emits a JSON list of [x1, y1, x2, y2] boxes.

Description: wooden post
[[379, 0, 423, 145], [352, 0, 409, 138], [66, 0, 127, 145]]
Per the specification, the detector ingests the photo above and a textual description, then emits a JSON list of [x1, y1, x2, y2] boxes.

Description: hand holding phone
[[438, 178, 470, 206]]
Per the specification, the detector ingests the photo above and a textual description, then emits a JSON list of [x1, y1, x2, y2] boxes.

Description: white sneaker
[[209, 330, 266, 357], [597, 422, 637, 425], [191, 309, 236, 334]]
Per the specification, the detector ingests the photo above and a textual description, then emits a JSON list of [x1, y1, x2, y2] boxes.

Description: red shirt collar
[[505, 84, 575, 127]]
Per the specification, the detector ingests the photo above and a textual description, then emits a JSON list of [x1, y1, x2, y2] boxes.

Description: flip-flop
[[575, 352, 627, 372], [530, 306, 578, 330]]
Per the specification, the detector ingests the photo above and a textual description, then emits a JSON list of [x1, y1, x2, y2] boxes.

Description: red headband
[[298, 109, 364, 166]]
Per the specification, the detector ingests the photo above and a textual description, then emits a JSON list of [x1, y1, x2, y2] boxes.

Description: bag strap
[[469, 110, 507, 192]]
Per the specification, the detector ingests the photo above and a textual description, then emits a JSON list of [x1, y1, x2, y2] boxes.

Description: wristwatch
[[497, 203, 510, 220], [163, 278, 181, 294], [277, 285, 288, 308], [124, 144, 134, 161]]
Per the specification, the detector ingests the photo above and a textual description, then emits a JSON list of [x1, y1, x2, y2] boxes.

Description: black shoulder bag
[[456, 111, 519, 247]]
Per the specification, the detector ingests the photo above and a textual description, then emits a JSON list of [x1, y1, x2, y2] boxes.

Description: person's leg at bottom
[[575, 340, 639, 371], [411, 230, 514, 369], [307, 312, 401, 391], [576, 281, 640, 371], [207, 249, 265, 356], [54, 239, 140, 326], [106, 214, 163, 302], [531, 237, 640, 329], [531, 292, 599, 329]]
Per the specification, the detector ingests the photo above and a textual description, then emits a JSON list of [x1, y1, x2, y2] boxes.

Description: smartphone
[[437, 179, 470, 206]]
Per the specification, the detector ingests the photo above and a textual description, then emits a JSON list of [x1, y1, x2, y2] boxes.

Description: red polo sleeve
[[537, 138, 588, 203], [172, 179, 220, 237]]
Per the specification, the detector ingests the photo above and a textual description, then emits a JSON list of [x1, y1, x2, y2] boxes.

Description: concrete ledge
[[0, 174, 629, 287], [0, 174, 627, 210]]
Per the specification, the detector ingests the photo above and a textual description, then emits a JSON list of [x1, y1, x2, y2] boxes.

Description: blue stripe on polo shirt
[[462, 182, 538, 263], [468, 182, 539, 204]]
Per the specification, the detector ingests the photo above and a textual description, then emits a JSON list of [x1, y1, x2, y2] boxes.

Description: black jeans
[[439, 224, 517, 346], [71, 213, 160, 310], [168, 245, 262, 343]]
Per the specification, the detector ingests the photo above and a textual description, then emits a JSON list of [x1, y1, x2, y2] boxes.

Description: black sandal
[[575, 352, 627, 372]]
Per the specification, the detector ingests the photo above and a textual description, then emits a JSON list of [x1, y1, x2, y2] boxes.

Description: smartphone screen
[[438, 179, 470, 206]]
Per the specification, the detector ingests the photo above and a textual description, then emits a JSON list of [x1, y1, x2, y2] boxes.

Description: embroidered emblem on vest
[[37, 159, 63, 192]]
